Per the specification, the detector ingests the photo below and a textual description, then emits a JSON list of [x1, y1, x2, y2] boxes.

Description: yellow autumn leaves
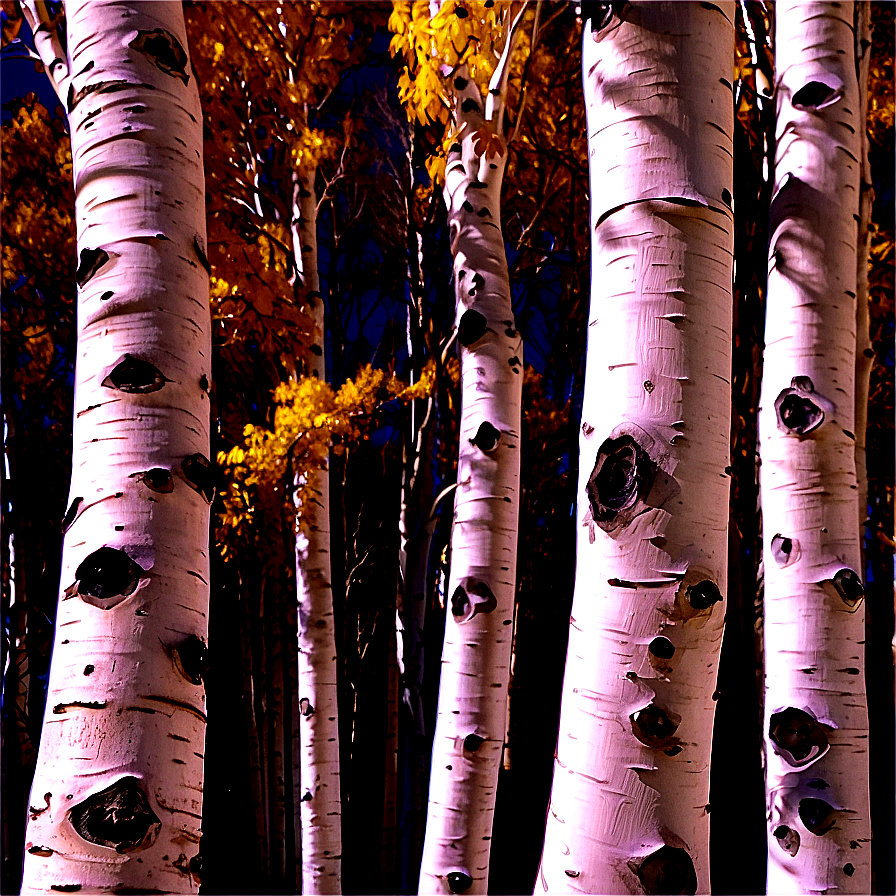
[[389, 0, 512, 185], [217, 362, 435, 547]]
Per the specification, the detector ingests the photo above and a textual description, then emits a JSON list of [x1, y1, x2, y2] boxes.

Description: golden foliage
[[1, 96, 75, 403], [389, 0, 517, 185], [216, 361, 437, 556]]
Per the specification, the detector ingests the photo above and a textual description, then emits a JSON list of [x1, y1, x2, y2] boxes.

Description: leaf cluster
[[216, 362, 435, 557]]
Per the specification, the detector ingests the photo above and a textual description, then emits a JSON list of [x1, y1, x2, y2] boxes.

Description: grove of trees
[[1, 1, 892, 895]]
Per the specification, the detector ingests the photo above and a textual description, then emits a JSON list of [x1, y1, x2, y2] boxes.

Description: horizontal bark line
[[595, 196, 734, 228]]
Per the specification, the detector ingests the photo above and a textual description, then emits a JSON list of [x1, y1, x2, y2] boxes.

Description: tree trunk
[[292, 168, 343, 895], [418, 56, 523, 895], [760, 4, 871, 893], [537, 4, 734, 893], [853, 2, 873, 564], [20, 1, 210, 892]]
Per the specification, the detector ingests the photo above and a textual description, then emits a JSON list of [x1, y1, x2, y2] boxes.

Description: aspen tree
[[19, 1, 210, 892], [537, 3, 734, 893], [390, 3, 526, 891], [292, 167, 343, 895], [760, 3, 871, 892]]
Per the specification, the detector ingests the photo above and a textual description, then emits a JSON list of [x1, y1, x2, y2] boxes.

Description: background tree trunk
[[293, 167, 343, 895], [418, 56, 523, 895], [20, 1, 211, 892], [537, 4, 735, 893], [760, 3, 871, 892]]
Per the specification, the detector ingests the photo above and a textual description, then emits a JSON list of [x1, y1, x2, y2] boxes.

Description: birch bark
[[292, 168, 343, 895], [537, 4, 734, 893], [20, 1, 210, 892], [760, 4, 871, 893], [418, 43, 523, 896]]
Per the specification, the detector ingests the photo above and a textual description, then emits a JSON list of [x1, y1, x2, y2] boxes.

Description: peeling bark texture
[[20, 1, 210, 893], [760, 4, 871, 893], [418, 58, 523, 896], [292, 168, 342, 895], [537, 4, 734, 893]]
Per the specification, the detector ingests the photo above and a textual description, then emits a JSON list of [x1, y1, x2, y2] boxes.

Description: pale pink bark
[[292, 169, 342, 895], [537, 4, 734, 893], [20, 2, 210, 892], [418, 48, 523, 896], [760, 4, 871, 893]]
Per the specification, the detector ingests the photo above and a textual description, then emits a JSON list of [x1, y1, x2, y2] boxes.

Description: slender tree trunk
[[853, 2, 873, 563], [292, 168, 342, 895], [418, 52, 523, 894], [760, 4, 871, 893], [398, 198, 434, 893], [537, 4, 734, 893], [20, 1, 210, 892]]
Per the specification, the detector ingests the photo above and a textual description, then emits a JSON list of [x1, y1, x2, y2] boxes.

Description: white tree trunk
[[20, 1, 210, 892], [760, 4, 871, 893], [292, 168, 342, 895], [417, 64, 523, 896], [537, 4, 734, 893]]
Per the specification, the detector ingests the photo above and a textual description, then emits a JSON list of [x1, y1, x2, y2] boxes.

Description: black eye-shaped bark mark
[[458, 309, 487, 346], [102, 355, 167, 394], [587, 435, 656, 532], [630, 704, 680, 748], [470, 422, 501, 452], [129, 29, 189, 84], [799, 798, 837, 835], [182, 454, 216, 504], [447, 871, 472, 893], [771, 534, 799, 567], [76, 248, 110, 287], [843, 864, 855, 877], [792, 81, 839, 110], [826, 568, 865, 609], [174, 635, 207, 685], [463, 734, 484, 753], [635, 845, 697, 896], [774, 824, 800, 856], [68, 79, 133, 114], [83, 665, 95, 675], [69, 777, 161, 853], [193, 236, 211, 275], [775, 376, 825, 435], [449, 142, 463, 155], [564, 870, 580, 878], [299, 698, 314, 718], [62, 497, 84, 533], [460, 98, 480, 114], [451, 579, 498, 624], [131, 468, 173, 494], [649, 637, 675, 659], [477, 207, 492, 218], [199, 374, 209, 393], [462, 200, 474, 213], [721, 188, 732, 207], [806, 778, 830, 790], [686, 580, 721, 611], [74, 547, 144, 608], [28, 845, 54, 857], [769, 707, 829, 767]]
